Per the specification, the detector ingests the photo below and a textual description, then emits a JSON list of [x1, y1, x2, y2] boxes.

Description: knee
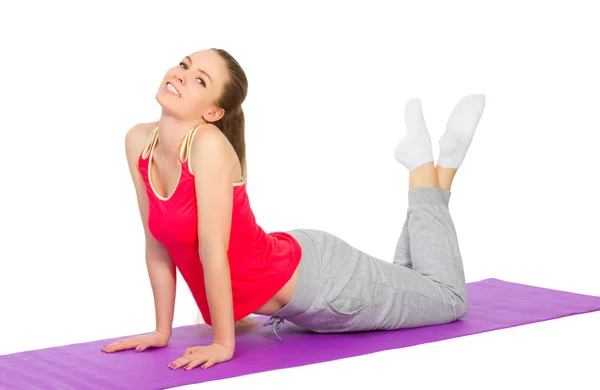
[[453, 295, 469, 320], [455, 302, 468, 320]]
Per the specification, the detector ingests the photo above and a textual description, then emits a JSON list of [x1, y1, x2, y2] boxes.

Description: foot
[[394, 98, 434, 171], [437, 94, 486, 169]]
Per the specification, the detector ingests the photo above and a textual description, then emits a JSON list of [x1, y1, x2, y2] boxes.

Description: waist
[[165, 231, 301, 286]]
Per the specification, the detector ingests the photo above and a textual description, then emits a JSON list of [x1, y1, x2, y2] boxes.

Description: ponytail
[[215, 106, 247, 183]]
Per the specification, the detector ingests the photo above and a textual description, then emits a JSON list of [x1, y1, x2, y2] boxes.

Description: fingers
[[184, 359, 207, 371], [101, 337, 155, 353], [101, 339, 135, 353], [199, 359, 216, 370], [174, 358, 215, 371], [169, 353, 216, 370], [135, 343, 150, 352], [169, 355, 207, 370]]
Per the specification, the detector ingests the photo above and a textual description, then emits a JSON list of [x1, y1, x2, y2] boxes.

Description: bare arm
[[190, 128, 236, 350], [125, 124, 176, 339]]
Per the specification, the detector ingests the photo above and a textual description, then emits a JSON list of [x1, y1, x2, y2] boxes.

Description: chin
[[155, 90, 175, 111]]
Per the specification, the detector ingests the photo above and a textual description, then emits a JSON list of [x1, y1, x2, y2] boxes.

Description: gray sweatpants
[[266, 187, 468, 336]]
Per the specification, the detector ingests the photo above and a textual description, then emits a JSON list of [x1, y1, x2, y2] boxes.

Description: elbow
[[199, 243, 229, 268]]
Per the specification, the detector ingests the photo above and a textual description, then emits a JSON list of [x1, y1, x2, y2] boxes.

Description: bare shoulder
[[125, 121, 158, 165], [190, 123, 235, 158], [189, 123, 239, 176]]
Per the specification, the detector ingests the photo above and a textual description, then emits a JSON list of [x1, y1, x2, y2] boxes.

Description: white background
[[1, 1, 599, 389]]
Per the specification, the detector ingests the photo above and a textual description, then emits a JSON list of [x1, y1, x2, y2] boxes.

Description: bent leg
[[404, 187, 467, 318], [393, 187, 451, 268], [281, 198, 467, 334]]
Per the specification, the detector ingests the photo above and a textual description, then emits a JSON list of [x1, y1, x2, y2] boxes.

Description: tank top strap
[[141, 126, 159, 160], [180, 123, 208, 172]]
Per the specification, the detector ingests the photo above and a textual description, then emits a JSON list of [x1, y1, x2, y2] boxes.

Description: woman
[[101, 48, 486, 371]]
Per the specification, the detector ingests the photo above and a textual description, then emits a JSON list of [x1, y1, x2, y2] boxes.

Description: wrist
[[155, 328, 171, 339], [213, 339, 235, 350]]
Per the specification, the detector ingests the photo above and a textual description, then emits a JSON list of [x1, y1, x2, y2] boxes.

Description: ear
[[203, 107, 225, 123]]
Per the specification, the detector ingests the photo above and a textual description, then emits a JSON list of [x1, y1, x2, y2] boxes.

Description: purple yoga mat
[[2, 278, 600, 389]]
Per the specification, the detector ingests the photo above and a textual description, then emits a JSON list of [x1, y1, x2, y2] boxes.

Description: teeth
[[167, 83, 181, 97]]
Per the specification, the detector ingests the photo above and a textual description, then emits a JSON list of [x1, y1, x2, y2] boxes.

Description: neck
[[155, 112, 206, 158]]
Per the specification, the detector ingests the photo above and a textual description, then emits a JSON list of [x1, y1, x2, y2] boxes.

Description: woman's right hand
[[101, 330, 170, 353]]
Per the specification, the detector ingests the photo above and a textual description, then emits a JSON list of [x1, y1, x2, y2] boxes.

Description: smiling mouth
[[166, 82, 181, 97]]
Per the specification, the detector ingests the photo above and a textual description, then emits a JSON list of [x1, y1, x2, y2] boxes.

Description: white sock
[[394, 98, 434, 171], [437, 94, 486, 169]]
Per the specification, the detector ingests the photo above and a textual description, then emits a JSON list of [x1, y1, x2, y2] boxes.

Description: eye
[[179, 62, 206, 87]]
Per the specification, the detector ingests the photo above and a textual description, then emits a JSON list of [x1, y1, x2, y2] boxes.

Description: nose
[[173, 73, 185, 86]]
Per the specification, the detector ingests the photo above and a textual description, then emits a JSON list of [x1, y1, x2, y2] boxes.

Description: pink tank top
[[137, 124, 301, 326]]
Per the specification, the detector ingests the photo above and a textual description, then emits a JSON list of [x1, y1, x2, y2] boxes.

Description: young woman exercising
[[101, 48, 486, 371]]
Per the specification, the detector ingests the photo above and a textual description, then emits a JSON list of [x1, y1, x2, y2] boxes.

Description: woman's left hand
[[168, 343, 234, 370]]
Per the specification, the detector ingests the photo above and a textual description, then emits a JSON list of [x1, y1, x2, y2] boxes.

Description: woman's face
[[156, 49, 229, 122]]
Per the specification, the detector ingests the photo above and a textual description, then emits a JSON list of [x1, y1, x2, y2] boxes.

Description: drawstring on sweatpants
[[263, 316, 285, 341]]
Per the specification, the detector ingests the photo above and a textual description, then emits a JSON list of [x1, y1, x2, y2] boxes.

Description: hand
[[101, 330, 170, 353], [168, 343, 234, 370]]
